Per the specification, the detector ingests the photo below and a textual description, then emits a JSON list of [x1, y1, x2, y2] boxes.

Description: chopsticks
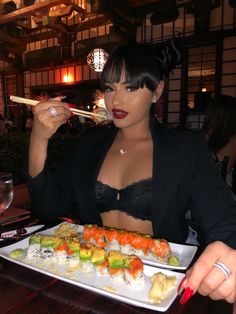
[[10, 95, 106, 120]]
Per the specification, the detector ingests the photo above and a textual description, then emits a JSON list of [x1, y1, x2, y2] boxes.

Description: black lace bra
[[95, 178, 152, 221]]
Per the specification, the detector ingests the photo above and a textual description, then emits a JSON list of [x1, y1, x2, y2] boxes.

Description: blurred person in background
[[202, 95, 236, 196]]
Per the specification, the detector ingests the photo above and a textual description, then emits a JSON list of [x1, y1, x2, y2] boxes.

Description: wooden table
[[0, 219, 234, 314]]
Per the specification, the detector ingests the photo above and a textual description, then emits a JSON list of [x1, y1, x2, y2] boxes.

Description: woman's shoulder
[[158, 125, 203, 144]]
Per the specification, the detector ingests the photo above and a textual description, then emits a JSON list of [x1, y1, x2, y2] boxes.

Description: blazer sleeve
[[26, 129, 93, 220]]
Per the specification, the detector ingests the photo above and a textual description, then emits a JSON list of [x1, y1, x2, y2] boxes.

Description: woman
[[202, 95, 236, 194], [27, 43, 236, 304]]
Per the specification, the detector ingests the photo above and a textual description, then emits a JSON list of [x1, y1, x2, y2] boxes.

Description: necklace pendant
[[119, 148, 127, 156]]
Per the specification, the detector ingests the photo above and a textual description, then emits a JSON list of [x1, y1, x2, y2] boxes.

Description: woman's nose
[[112, 92, 121, 106]]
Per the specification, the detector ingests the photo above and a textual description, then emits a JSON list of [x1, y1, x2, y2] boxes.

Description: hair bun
[[155, 39, 182, 78]]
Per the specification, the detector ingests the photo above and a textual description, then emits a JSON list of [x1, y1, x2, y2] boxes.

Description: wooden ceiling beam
[[0, 0, 73, 25], [25, 16, 110, 43]]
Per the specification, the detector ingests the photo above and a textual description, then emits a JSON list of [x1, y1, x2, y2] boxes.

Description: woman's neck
[[117, 120, 151, 141]]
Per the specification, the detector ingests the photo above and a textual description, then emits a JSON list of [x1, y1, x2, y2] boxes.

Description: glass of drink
[[0, 172, 13, 215]]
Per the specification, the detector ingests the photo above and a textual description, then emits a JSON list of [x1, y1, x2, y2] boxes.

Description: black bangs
[[100, 43, 163, 92]]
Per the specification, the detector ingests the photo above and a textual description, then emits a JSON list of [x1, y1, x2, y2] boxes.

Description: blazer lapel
[[151, 121, 182, 236]]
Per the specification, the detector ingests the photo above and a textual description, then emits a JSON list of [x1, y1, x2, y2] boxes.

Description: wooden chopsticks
[[10, 95, 106, 120]]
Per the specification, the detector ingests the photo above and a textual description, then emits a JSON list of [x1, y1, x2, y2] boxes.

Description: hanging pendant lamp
[[87, 48, 109, 72]]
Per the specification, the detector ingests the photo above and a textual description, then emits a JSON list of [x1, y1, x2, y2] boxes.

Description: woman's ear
[[153, 81, 164, 102]]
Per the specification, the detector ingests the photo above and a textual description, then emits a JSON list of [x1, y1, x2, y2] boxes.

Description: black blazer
[[28, 119, 236, 247]]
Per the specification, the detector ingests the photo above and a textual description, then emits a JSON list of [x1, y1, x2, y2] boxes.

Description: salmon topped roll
[[83, 224, 98, 244], [105, 228, 120, 251], [150, 239, 171, 262], [124, 255, 145, 289]]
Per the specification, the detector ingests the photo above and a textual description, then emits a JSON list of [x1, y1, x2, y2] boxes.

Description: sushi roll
[[66, 238, 81, 267], [150, 239, 171, 263], [128, 232, 144, 257], [93, 227, 106, 248], [52, 237, 68, 264], [124, 255, 145, 289], [83, 224, 98, 245], [40, 236, 57, 260], [107, 251, 124, 282], [79, 243, 94, 272], [91, 248, 108, 275], [105, 228, 120, 251], [141, 234, 153, 256], [27, 234, 42, 259], [117, 230, 133, 255]]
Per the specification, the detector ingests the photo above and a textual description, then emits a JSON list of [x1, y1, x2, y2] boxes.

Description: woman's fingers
[[32, 100, 71, 140], [179, 241, 236, 304]]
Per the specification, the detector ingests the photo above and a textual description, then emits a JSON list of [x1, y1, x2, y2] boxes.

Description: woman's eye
[[104, 85, 113, 92], [126, 86, 138, 92]]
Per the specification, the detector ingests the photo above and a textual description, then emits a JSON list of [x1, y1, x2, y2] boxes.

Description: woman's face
[[104, 77, 163, 129]]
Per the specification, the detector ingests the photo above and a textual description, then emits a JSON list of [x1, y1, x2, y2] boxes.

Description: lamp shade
[[87, 48, 109, 72]]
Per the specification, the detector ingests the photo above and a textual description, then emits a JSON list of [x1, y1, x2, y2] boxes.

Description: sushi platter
[[0, 226, 186, 312]]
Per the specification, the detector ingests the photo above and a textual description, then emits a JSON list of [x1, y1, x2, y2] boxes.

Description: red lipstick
[[112, 109, 128, 119]]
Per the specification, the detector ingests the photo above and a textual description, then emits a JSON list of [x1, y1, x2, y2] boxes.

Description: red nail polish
[[179, 287, 194, 305], [177, 276, 187, 295]]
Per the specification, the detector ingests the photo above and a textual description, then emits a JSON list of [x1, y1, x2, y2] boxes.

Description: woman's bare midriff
[[101, 210, 153, 235]]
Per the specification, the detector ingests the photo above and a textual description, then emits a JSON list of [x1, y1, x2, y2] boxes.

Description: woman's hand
[[179, 241, 236, 304], [29, 100, 71, 178], [31, 100, 71, 142]]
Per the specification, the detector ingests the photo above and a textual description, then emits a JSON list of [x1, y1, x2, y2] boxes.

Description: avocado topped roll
[[124, 255, 145, 289], [66, 238, 81, 267], [53, 240, 68, 265], [40, 235, 57, 259], [91, 248, 108, 275], [107, 251, 124, 282], [79, 243, 94, 272], [27, 234, 42, 258]]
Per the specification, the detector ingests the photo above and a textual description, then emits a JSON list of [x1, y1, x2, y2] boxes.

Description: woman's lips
[[112, 109, 128, 119]]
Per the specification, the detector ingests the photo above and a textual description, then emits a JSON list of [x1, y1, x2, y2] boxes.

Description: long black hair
[[202, 95, 236, 152]]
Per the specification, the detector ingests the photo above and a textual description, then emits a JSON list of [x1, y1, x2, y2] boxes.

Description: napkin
[[0, 207, 31, 226]]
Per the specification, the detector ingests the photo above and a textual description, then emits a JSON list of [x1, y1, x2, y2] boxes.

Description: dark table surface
[[0, 217, 234, 314]]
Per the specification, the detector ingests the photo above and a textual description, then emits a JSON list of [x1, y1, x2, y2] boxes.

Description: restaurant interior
[[0, 1, 236, 313], [0, 0, 235, 129]]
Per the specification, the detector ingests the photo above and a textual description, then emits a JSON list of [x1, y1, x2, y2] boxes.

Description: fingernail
[[177, 276, 187, 295], [179, 287, 194, 305]]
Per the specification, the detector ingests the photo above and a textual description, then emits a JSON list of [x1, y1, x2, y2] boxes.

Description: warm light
[[87, 48, 109, 72], [63, 75, 73, 83], [201, 87, 207, 92]]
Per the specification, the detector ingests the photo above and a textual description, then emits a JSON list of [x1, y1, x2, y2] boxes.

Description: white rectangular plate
[[0, 233, 185, 312], [44, 223, 197, 270]]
